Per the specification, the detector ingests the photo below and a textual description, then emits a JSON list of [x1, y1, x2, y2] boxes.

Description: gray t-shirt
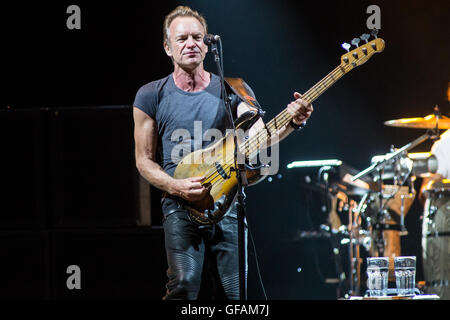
[[133, 73, 242, 176]]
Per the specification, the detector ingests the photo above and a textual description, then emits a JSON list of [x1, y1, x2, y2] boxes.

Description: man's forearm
[[273, 122, 296, 144], [247, 118, 296, 150], [263, 121, 296, 148], [137, 159, 176, 195]]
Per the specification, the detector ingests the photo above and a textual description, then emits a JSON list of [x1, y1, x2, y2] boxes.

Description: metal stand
[[351, 123, 440, 252], [352, 105, 443, 183], [351, 133, 432, 182], [347, 193, 370, 296], [348, 202, 360, 296], [210, 41, 248, 300]]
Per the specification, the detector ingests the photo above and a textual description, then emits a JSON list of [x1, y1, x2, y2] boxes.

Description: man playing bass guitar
[[133, 5, 313, 300]]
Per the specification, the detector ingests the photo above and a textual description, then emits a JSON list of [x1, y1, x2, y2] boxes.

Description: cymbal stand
[[347, 193, 369, 296], [351, 127, 438, 258], [374, 168, 386, 257], [348, 202, 355, 296], [352, 105, 444, 183], [399, 182, 415, 236]]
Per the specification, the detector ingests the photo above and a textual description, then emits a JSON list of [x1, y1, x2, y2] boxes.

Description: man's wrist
[[289, 119, 306, 131]]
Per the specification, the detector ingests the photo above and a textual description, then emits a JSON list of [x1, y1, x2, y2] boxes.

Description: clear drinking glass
[[366, 257, 389, 297], [394, 256, 416, 296]]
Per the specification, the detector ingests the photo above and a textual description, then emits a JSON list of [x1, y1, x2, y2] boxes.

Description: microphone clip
[[204, 34, 220, 45]]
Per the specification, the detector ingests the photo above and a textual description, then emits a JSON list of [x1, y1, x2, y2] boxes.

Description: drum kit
[[348, 107, 449, 298], [291, 106, 450, 298]]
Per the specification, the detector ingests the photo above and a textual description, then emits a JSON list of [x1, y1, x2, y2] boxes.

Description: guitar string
[[201, 68, 344, 186], [224, 52, 372, 170], [199, 51, 371, 187], [245, 66, 345, 154], [201, 65, 348, 185], [200, 65, 345, 183], [246, 51, 373, 155], [202, 63, 350, 186]]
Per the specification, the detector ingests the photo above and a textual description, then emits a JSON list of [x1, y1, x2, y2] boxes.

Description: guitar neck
[[242, 36, 385, 157], [302, 65, 347, 104], [242, 65, 346, 157]]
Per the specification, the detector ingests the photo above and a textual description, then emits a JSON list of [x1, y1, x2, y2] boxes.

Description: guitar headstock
[[340, 32, 385, 71]]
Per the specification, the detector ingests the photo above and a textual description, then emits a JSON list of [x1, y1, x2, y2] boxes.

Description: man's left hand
[[286, 92, 313, 125]]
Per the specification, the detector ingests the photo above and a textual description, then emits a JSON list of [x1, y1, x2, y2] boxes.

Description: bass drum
[[422, 179, 450, 299]]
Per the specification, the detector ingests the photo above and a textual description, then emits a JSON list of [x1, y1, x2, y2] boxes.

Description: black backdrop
[[1, 0, 449, 300]]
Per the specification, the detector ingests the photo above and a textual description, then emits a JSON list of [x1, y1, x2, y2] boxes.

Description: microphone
[[203, 34, 221, 45]]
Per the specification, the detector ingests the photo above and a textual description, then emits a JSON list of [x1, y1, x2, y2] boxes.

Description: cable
[[245, 215, 268, 300], [219, 38, 224, 84]]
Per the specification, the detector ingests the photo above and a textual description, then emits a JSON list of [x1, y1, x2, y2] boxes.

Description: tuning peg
[[351, 38, 361, 47], [341, 42, 351, 52], [360, 33, 370, 43], [370, 28, 379, 39]]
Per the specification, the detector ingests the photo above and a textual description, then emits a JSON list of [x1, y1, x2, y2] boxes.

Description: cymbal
[[384, 114, 450, 129]]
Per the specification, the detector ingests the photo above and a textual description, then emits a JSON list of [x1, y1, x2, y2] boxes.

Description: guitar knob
[[341, 42, 351, 52], [370, 28, 379, 39], [351, 38, 361, 47], [360, 33, 370, 43]]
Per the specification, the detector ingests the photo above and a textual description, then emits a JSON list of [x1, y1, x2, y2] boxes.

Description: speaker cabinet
[[50, 106, 139, 227], [0, 231, 50, 299], [51, 228, 167, 299], [0, 109, 49, 228]]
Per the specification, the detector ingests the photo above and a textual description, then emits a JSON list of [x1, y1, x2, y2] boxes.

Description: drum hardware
[[352, 105, 445, 182], [332, 169, 416, 296], [286, 119, 443, 298], [351, 133, 433, 183], [399, 193, 415, 236], [287, 106, 448, 298], [351, 106, 445, 246], [409, 152, 439, 178], [287, 160, 375, 297], [348, 106, 449, 298], [370, 152, 438, 181], [355, 152, 414, 261], [345, 193, 375, 296], [320, 223, 348, 298]]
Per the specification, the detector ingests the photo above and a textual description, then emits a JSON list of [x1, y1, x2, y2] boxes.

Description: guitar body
[[173, 110, 266, 224]]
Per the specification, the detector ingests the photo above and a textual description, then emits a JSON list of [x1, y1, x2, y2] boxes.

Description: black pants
[[161, 198, 247, 300]]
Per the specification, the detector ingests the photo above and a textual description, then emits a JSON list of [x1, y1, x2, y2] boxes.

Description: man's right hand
[[171, 176, 210, 201]]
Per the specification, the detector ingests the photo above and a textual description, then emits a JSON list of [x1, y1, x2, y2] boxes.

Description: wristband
[[289, 119, 306, 131]]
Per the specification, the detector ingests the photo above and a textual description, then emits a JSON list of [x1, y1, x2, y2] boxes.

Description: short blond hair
[[163, 6, 208, 45]]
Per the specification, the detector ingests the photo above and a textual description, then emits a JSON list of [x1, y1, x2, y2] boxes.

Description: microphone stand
[[210, 40, 248, 300]]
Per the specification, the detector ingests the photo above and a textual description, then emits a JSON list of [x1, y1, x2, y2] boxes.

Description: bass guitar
[[174, 35, 385, 225]]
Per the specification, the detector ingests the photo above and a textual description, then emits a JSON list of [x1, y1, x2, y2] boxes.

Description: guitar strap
[[224, 77, 265, 116]]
